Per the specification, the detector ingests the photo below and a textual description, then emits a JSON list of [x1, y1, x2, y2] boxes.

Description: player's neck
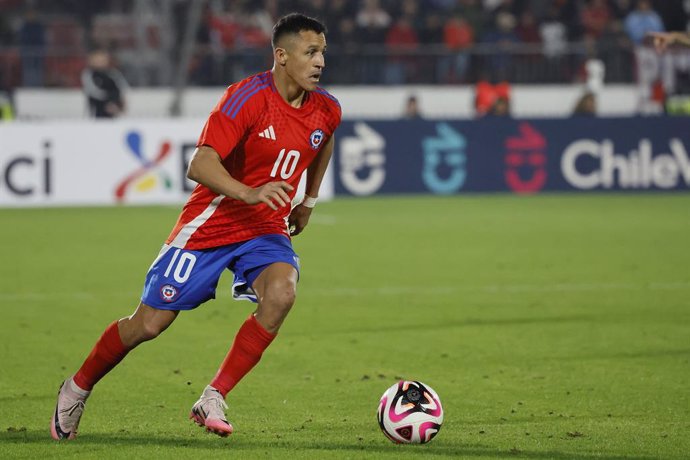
[[271, 69, 306, 108]]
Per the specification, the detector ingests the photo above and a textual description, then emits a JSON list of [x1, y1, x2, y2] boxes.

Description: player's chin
[[303, 77, 320, 91]]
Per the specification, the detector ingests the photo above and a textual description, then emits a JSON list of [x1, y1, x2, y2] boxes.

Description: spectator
[[357, 0, 391, 83], [581, 0, 612, 40], [475, 77, 511, 117], [454, 0, 485, 40], [384, 16, 419, 84], [419, 12, 444, 44], [300, 0, 327, 21], [326, 0, 358, 31], [609, 0, 634, 20], [481, 11, 519, 80], [81, 49, 129, 118], [356, 0, 391, 31], [488, 96, 511, 117], [416, 12, 444, 81], [624, 0, 666, 113], [18, 7, 46, 87], [403, 94, 423, 119], [540, 5, 569, 81], [515, 11, 540, 44], [327, 17, 360, 84], [598, 19, 633, 82], [572, 91, 597, 117], [442, 15, 475, 82], [540, 5, 567, 58], [624, 0, 664, 45], [402, 0, 424, 31]]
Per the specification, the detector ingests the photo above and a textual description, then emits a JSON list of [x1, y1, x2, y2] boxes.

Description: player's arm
[[648, 31, 690, 52], [187, 145, 293, 210], [288, 134, 335, 236]]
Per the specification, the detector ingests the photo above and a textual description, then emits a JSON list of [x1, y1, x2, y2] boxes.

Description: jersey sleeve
[[327, 96, 342, 130], [197, 85, 260, 159], [315, 88, 342, 133]]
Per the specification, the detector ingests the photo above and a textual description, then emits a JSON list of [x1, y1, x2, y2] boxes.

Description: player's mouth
[[308, 72, 321, 83]]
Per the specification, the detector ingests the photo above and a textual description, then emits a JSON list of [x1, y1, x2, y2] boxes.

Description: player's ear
[[274, 47, 288, 66]]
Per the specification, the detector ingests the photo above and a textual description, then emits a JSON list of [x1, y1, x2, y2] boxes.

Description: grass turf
[[0, 194, 688, 459]]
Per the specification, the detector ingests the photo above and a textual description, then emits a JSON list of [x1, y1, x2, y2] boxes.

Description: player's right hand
[[243, 181, 294, 210]]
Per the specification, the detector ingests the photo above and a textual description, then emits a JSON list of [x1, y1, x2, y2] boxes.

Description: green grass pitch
[[0, 194, 688, 459]]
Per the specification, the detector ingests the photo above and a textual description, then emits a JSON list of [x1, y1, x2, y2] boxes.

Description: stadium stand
[[0, 0, 689, 118]]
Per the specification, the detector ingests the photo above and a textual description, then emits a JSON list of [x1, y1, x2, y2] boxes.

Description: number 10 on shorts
[[164, 249, 197, 283]]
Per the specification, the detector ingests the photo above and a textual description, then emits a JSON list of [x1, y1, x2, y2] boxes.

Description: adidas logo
[[258, 125, 276, 140]]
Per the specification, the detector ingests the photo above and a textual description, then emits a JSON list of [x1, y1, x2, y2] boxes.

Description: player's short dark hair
[[272, 13, 326, 48]]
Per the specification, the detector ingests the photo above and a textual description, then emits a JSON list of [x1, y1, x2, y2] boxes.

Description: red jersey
[[166, 71, 341, 249]]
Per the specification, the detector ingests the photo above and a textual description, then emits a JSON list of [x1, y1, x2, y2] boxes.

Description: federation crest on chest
[[309, 129, 324, 150]]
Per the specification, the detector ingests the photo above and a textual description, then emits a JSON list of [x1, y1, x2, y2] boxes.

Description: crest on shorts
[[160, 284, 177, 302], [309, 129, 324, 150]]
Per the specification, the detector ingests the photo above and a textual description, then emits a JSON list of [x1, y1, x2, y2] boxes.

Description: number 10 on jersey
[[270, 149, 300, 179]]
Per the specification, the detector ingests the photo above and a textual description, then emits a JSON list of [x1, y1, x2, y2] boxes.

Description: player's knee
[[263, 281, 296, 315], [138, 320, 167, 342]]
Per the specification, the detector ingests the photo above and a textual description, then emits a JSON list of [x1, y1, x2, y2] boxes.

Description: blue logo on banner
[[421, 123, 466, 194]]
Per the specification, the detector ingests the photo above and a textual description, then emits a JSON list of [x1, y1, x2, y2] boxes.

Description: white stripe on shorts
[[147, 244, 173, 272]]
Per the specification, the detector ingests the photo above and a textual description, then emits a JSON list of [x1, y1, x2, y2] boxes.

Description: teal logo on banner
[[422, 123, 466, 194]]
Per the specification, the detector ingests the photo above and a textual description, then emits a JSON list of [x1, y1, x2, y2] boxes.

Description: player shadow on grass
[[0, 430, 660, 459]]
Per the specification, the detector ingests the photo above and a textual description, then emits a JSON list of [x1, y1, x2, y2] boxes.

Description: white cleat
[[50, 378, 90, 440], [189, 385, 234, 437]]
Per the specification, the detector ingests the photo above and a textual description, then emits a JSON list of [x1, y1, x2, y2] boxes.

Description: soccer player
[[51, 13, 341, 440]]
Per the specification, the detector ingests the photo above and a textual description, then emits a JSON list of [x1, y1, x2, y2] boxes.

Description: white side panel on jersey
[[169, 195, 224, 248]]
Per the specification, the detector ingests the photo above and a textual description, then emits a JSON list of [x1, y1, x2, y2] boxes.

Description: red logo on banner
[[504, 123, 547, 194]]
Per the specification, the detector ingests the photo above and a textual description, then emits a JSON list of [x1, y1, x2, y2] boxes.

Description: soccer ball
[[377, 380, 444, 444]]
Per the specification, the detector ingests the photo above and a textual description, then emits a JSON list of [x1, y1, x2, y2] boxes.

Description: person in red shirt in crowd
[[580, 0, 612, 39], [475, 77, 511, 117], [385, 15, 420, 83], [443, 15, 474, 82], [51, 13, 341, 441]]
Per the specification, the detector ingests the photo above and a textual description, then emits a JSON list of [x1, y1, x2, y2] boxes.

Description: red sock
[[73, 321, 130, 391], [211, 314, 276, 397]]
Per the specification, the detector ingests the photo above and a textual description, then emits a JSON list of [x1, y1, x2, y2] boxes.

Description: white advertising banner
[[0, 120, 333, 207]]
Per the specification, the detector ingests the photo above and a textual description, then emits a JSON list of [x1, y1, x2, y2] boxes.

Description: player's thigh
[[141, 244, 233, 311], [230, 234, 301, 303]]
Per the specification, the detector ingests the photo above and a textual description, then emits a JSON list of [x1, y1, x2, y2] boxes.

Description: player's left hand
[[288, 204, 313, 236]]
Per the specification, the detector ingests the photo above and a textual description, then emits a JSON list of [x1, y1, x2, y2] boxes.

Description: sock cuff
[[69, 377, 91, 397], [104, 320, 128, 354], [248, 314, 276, 343]]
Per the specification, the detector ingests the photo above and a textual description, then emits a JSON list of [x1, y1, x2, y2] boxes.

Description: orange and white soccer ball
[[377, 380, 444, 444]]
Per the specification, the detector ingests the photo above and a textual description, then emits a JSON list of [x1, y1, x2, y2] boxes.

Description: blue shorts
[[141, 234, 300, 310]]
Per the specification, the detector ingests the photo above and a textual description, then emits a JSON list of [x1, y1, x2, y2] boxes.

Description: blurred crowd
[[0, 0, 689, 117]]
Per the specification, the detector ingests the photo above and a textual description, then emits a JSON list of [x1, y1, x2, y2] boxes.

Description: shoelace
[[59, 400, 85, 429], [207, 392, 228, 418]]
